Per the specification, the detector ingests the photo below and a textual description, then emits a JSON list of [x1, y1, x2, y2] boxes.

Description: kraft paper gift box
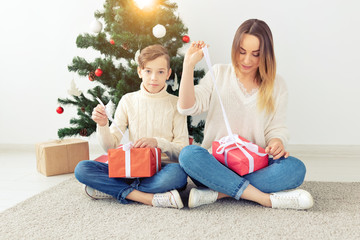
[[36, 139, 89, 176], [212, 135, 268, 176], [108, 146, 161, 178]]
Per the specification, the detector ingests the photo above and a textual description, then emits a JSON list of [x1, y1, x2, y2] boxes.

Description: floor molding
[[1, 144, 360, 158], [287, 144, 360, 157]]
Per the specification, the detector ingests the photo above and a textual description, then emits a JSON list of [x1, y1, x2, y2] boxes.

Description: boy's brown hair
[[138, 44, 170, 69]]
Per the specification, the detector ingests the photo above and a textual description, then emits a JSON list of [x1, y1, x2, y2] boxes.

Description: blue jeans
[[179, 145, 306, 200], [74, 161, 187, 204]]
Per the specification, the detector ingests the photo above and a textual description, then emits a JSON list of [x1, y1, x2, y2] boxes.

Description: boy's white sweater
[[97, 83, 189, 161], [178, 64, 289, 151]]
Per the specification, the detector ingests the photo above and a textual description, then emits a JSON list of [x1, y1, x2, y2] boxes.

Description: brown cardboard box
[[36, 139, 89, 176]]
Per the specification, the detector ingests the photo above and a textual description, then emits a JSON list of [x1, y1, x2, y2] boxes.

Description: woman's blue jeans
[[179, 145, 306, 200], [74, 161, 187, 204]]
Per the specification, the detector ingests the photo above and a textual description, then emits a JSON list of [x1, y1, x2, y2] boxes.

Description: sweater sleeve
[[264, 76, 290, 147], [96, 97, 128, 152], [155, 102, 189, 162], [177, 65, 216, 116]]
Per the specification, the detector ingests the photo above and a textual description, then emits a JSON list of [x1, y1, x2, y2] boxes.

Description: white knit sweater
[[97, 83, 189, 161], [178, 64, 289, 150]]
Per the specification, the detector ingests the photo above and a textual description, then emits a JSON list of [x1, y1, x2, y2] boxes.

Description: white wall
[[1, 0, 359, 145]]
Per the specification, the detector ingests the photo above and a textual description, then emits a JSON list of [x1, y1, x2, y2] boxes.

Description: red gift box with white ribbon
[[108, 143, 161, 178], [212, 134, 268, 176]]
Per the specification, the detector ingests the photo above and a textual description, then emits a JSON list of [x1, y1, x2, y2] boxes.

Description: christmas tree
[[57, 0, 205, 143]]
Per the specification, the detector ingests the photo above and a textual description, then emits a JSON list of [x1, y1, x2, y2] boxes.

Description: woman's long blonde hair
[[231, 19, 276, 114]]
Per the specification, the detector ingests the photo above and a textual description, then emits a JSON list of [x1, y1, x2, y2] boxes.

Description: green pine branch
[[58, 0, 206, 143]]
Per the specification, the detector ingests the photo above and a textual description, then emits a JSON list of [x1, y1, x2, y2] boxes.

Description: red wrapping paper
[[212, 135, 268, 176]]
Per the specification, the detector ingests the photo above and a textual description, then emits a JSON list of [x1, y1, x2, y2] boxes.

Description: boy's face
[[138, 56, 171, 93]]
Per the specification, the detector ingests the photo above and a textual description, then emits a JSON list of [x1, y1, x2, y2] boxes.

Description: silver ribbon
[[202, 47, 267, 173]]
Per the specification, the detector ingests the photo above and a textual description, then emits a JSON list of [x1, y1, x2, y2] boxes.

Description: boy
[[75, 45, 189, 209]]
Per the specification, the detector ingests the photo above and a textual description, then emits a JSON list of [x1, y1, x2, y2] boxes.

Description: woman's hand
[[265, 138, 289, 160], [91, 104, 108, 127], [184, 41, 207, 68], [133, 138, 158, 148]]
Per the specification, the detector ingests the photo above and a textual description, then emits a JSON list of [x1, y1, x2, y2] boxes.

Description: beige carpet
[[1, 177, 360, 240]]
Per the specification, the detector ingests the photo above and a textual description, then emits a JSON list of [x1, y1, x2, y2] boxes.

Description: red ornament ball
[[56, 106, 64, 114], [110, 39, 115, 45], [95, 68, 103, 77], [182, 35, 190, 43]]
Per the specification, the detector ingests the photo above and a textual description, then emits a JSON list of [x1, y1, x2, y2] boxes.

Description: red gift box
[[107, 144, 161, 178], [212, 135, 268, 176]]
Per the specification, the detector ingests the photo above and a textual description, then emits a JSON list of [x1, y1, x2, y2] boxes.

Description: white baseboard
[[1, 144, 360, 158], [287, 144, 360, 158]]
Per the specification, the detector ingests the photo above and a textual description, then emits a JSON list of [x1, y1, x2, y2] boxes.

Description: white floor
[[1, 144, 359, 213]]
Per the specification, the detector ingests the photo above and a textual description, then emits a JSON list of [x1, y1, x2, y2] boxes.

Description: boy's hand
[[133, 138, 158, 148], [184, 41, 207, 68], [265, 138, 289, 160], [91, 104, 108, 127]]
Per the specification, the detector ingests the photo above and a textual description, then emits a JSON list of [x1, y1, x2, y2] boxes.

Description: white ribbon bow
[[216, 134, 267, 157], [118, 143, 133, 178], [121, 142, 133, 151]]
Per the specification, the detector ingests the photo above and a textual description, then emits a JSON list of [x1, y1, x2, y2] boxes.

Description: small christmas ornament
[[121, 43, 129, 50], [134, 49, 141, 65], [95, 68, 103, 77], [56, 106, 64, 114], [67, 79, 82, 96], [79, 128, 88, 136], [90, 20, 103, 33], [109, 39, 115, 45], [152, 24, 166, 38], [171, 73, 179, 91], [81, 107, 86, 112], [88, 72, 96, 81], [182, 35, 190, 43], [114, 15, 122, 22]]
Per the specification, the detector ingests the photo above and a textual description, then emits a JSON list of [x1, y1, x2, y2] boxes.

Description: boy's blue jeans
[[179, 145, 306, 200], [75, 161, 187, 204]]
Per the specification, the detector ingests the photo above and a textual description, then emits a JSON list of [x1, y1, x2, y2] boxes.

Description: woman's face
[[237, 34, 261, 76]]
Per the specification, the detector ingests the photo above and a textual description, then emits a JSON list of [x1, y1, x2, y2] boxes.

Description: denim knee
[[74, 160, 91, 183], [179, 145, 204, 169], [286, 156, 307, 188], [149, 164, 187, 191], [166, 163, 188, 185]]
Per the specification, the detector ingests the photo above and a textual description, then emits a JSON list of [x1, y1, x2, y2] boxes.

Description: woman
[[178, 19, 313, 209]]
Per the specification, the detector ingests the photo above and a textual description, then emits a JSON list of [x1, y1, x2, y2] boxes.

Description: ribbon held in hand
[[96, 97, 127, 138], [202, 46, 269, 175]]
